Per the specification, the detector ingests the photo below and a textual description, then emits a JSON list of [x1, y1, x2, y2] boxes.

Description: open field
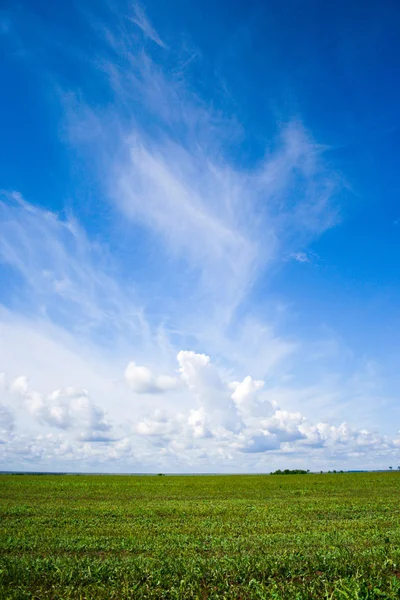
[[1, 473, 400, 599]]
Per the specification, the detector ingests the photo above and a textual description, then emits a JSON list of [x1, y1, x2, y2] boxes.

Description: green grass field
[[1, 473, 400, 599]]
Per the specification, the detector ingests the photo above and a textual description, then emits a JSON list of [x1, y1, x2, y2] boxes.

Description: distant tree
[[270, 469, 308, 475], [389, 466, 393, 471]]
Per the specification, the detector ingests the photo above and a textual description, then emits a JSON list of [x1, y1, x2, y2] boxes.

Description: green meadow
[[1, 472, 400, 599]]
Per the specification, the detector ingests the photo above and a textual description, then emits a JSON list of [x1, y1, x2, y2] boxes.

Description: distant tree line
[[270, 469, 309, 475]]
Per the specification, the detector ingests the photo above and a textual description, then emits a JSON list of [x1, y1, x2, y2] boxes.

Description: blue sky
[[0, 0, 399, 472]]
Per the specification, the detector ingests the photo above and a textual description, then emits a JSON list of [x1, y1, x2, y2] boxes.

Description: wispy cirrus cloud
[[0, 190, 148, 344], [59, 4, 343, 325], [130, 4, 167, 48], [291, 251, 312, 263]]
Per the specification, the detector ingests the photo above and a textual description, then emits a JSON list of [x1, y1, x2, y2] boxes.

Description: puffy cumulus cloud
[[44, 388, 112, 438], [134, 409, 180, 437], [178, 351, 217, 389], [6, 376, 114, 442], [1, 351, 399, 471], [130, 351, 400, 467], [125, 361, 180, 393], [0, 431, 136, 471], [134, 405, 213, 446], [10, 375, 29, 395], [231, 410, 306, 454], [231, 376, 265, 404], [133, 407, 203, 443], [187, 408, 213, 440], [263, 410, 307, 443], [297, 421, 394, 456], [230, 376, 272, 418], [177, 350, 242, 433]]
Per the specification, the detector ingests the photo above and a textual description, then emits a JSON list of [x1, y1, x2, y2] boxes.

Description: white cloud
[[0, 191, 148, 343], [135, 409, 179, 437], [177, 350, 242, 433], [124, 352, 400, 468], [263, 410, 306, 443], [291, 251, 311, 263], [187, 407, 212, 439], [1, 312, 398, 471], [1, 207, 398, 470], [115, 138, 259, 320], [10, 375, 29, 395], [130, 5, 167, 48], [231, 376, 270, 418], [58, 7, 343, 326], [112, 123, 340, 324], [125, 361, 180, 394], [6, 375, 114, 442]]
